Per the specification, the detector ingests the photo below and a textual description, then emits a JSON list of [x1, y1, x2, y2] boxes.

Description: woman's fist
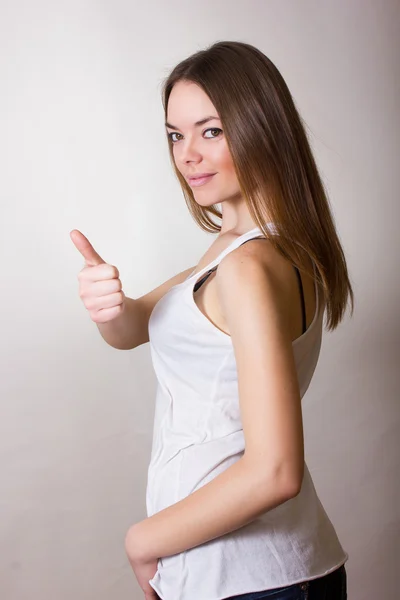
[[70, 229, 126, 324]]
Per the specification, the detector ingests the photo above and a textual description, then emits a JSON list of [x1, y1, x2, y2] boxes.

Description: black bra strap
[[193, 236, 307, 334], [193, 266, 217, 293], [293, 266, 307, 334]]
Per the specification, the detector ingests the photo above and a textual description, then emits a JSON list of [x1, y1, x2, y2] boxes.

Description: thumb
[[70, 229, 106, 266]]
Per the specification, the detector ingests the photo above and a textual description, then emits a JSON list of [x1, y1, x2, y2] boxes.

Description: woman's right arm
[[70, 228, 195, 350]]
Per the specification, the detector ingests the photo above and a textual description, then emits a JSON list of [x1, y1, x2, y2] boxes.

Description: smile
[[188, 174, 215, 187]]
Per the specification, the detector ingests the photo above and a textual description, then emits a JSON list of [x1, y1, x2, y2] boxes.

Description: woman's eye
[[168, 128, 222, 144], [204, 128, 222, 139], [168, 132, 181, 143]]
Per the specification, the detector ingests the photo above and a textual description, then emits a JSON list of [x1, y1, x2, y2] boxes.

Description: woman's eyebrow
[[165, 116, 220, 130]]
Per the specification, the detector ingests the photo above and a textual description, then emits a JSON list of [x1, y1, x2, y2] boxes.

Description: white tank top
[[146, 223, 348, 600]]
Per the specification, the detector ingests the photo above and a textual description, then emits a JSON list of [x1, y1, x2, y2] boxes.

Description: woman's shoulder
[[217, 237, 318, 342]]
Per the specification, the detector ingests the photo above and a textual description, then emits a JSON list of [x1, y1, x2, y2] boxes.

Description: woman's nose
[[179, 137, 202, 162]]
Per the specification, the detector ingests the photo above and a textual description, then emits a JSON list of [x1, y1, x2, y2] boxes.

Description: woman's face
[[166, 80, 242, 206]]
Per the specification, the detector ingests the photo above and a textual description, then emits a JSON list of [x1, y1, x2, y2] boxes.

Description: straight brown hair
[[161, 40, 354, 331]]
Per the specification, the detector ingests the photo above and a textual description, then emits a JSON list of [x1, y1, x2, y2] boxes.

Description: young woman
[[72, 40, 353, 600]]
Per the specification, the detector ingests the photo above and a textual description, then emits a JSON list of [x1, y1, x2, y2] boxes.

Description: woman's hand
[[129, 556, 160, 600], [129, 559, 160, 600], [70, 229, 127, 324], [125, 526, 161, 599]]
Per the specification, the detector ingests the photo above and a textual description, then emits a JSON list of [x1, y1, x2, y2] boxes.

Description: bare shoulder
[[217, 236, 291, 288], [216, 236, 317, 343]]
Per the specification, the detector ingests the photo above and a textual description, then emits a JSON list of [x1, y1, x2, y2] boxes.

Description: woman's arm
[[126, 247, 304, 562]]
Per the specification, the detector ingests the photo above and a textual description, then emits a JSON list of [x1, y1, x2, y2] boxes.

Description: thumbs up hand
[[70, 229, 126, 324]]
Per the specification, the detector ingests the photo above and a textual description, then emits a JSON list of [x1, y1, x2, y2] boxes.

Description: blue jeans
[[223, 564, 347, 599]]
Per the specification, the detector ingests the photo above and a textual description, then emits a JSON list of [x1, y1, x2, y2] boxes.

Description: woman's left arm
[[126, 249, 305, 564]]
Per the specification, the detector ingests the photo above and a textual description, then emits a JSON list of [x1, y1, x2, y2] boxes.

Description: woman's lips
[[188, 174, 215, 187]]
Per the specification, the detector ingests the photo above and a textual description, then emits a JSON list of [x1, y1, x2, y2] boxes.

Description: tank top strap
[[187, 223, 276, 285], [193, 234, 265, 292]]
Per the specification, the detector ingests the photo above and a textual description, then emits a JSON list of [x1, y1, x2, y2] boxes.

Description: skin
[[166, 80, 261, 235]]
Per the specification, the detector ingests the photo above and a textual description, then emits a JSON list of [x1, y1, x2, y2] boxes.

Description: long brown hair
[[160, 40, 354, 331]]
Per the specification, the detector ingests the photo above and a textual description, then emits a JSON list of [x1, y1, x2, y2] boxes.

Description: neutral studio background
[[1, 1, 399, 599]]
